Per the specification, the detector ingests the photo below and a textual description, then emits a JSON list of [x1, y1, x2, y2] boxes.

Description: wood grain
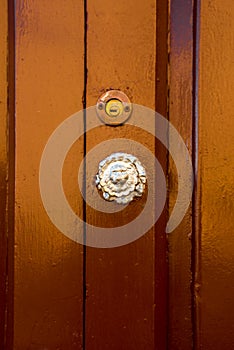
[[197, 0, 234, 348], [14, 1, 85, 348]]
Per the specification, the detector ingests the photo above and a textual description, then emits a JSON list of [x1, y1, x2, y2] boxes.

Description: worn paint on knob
[[96, 153, 146, 204]]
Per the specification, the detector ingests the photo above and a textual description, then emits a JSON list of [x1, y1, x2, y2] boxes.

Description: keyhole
[[105, 99, 123, 117]]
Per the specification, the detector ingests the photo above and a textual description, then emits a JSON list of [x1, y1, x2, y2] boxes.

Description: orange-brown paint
[[85, 1, 167, 349], [1, 0, 233, 349], [14, 1, 85, 348], [0, 1, 8, 348], [196, 0, 234, 348]]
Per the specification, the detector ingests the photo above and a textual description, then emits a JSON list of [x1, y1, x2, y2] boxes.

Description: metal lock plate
[[96, 90, 132, 126]]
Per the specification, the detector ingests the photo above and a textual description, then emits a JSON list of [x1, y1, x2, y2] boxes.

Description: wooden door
[[3, 0, 168, 349], [1, 0, 234, 350]]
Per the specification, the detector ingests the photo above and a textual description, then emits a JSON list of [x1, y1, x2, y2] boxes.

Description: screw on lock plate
[[96, 90, 132, 126]]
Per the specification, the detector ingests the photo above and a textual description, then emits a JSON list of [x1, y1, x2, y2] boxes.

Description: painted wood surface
[[13, 0, 168, 349], [196, 0, 234, 348], [85, 1, 167, 349], [14, 1, 84, 348], [3, 0, 234, 349], [168, 0, 194, 348], [0, 1, 8, 348]]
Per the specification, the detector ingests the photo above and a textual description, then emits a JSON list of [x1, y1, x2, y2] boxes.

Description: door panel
[[85, 1, 167, 349], [196, 0, 234, 348], [14, 1, 84, 348]]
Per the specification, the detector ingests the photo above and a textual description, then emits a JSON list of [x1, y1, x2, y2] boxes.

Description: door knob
[[96, 153, 146, 204]]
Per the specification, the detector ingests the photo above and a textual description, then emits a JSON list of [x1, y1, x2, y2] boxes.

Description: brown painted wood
[[14, 1, 85, 348], [168, 0, 194, 348], [155, 0, 169, 347], [85, 1, 167, 349], [196, 0, 234, 348], [3, 1, 234, 349], [0, 1, 8, 348], [6, 2, 16, 349]]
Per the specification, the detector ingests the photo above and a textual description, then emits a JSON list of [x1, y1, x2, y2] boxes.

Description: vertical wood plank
[[85, 1, 167, 349], [6, 1, 16, 348], [168, 0, 194, 348], [197, 0, 234, 348], [155, 0, 169, 347], [0, 0, 8, 348], [14, 1, 85, 348]]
